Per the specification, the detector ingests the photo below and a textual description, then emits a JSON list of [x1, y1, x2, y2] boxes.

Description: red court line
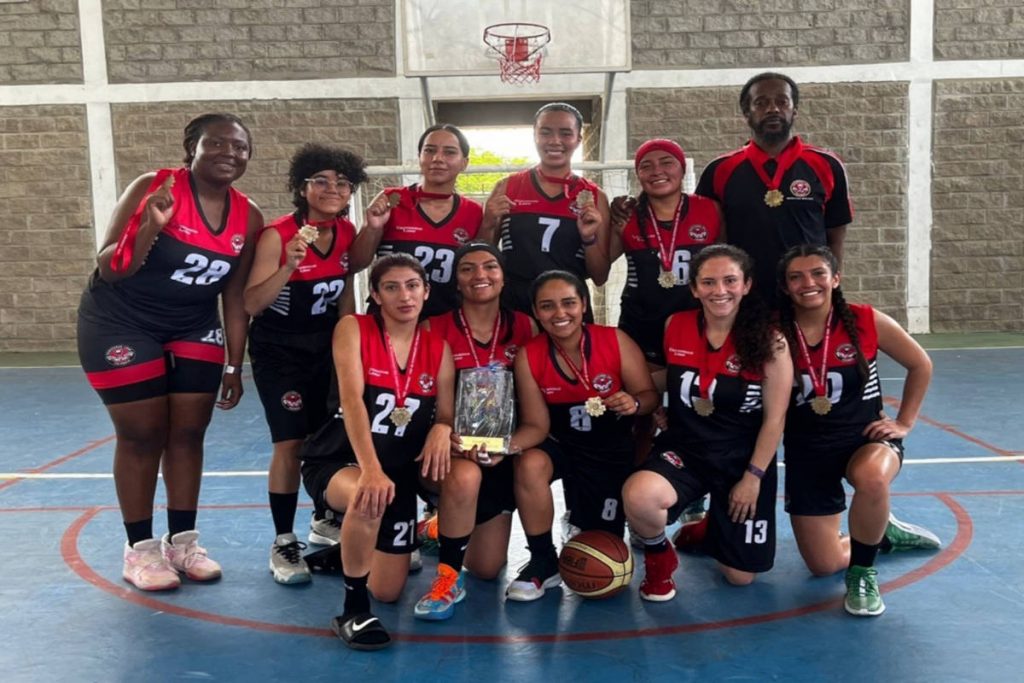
[[0, 434, 116, 492], [883, 396, 1023, 458], [60, 495, 971, 644]]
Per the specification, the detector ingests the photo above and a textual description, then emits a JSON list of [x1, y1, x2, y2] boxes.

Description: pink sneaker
[[162, 531, 222, 581], [640, 546, 679, 602], [123, 539, 181, 591]]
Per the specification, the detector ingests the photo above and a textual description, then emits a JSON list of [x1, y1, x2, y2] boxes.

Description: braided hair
[[776, 245, 869, 382], [182, 113, 253, 165], [690, 245, 777, 372]]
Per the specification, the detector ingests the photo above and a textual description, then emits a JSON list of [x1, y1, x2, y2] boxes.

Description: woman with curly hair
[[244, 143, 367, 584], [622, 244, 792, 601]]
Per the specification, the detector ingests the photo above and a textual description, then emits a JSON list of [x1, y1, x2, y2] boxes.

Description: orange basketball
[[558, 530, 634, 599]]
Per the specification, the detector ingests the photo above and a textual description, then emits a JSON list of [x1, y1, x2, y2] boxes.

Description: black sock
[[124, 518, 153, 546], [850, 537, 881, 568], [269, 491, 299, 537], [526, 531, 556, 559], [879, 534, 893, 553], [342, 572, 371, 617], [167, 509, 197, 537], [438, 534, 471, 571]]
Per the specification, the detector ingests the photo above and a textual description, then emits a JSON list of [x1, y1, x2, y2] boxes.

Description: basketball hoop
[[483, 22, 551, 85]]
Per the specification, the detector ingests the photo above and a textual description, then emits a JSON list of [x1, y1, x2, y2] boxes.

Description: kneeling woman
[[506, 271, 658, 601], [623, 245, 792, 601], [300, 254, 454, 649], [778, 245, 938, 617]]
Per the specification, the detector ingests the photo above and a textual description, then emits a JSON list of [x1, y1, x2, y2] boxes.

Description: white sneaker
[[123, 539, 180, 591], [309, 512, 341, 546], [560, 510, 581, 545], [162, 531, 222, 581], [270, 533, 311, 585]]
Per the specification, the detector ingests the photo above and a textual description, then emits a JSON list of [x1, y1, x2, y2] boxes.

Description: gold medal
[[298, 224, 318, 244], [386, 192, 401, 209], [389, 406, 412, 427], [575, 189, 594, 210], [693, 397, 715, 417], [810, 396, 832, 416], [584, 396, 607, 418], [657, 270, 677, 289], [764, 189, 784, 207]]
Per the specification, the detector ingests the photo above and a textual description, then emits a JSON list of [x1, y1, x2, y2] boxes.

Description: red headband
[[634, 139, 687, 173]]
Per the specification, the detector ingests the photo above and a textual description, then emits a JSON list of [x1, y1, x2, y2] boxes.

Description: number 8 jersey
[[82, 167, 250, 332]]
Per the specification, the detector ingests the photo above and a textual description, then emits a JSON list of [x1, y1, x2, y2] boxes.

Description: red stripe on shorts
[[164, 340, 224, 364], [86, 357, 166, 389]]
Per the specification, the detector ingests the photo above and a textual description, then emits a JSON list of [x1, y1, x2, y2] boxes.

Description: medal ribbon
[[458, 309, 502, 368], [696, 316, 734, 401], [744, 136, 804, 193], [111, 168, 174, 273], [644, 195, 686, 273], [383, 327, 422, 409], [535, 167, 584, 202], [552, 327, 596, 394], [793, 307, 834, 399], [411, 184, 453, 201]]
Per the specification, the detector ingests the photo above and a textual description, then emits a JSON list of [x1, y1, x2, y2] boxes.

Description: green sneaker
[[884, 514, 941, 552], [844, 565, 885, 616]]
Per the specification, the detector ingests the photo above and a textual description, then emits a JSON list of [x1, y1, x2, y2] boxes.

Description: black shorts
[[641, 447, 777, 573], [300, 457, 420, 555], [77, 307, 224, 405], [249, 328, 333, 443], [783, 438, 905, 516], [476, 456, 516, 525], [534, 437, 633, 535], [618, 314, 665, 367]]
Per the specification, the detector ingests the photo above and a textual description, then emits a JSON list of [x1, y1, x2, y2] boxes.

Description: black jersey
[[696, 137, 851, 304]]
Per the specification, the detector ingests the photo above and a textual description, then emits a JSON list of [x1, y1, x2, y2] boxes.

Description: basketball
[[558, 530, 634, 599]]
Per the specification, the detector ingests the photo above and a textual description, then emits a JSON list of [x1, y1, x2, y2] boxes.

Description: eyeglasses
[[305, 177, 352, 191]]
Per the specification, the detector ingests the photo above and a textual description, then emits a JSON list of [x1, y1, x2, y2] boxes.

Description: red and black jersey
[[499, 169, 601, 315], [82, 167, 250, 331], [696, 137, 852, 304], [251, 212, 355, 335], [785, 303, 882, 449], [661, 310, 766, 462], [428, 307, 534, 372], [618, 193, 721, 329], [523, 324, 633, 461], [376, 185, 482, 318]]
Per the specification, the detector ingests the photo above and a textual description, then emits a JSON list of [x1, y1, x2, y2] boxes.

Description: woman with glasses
[[244, 143, 367, 584], [350, 124, 482, 319]]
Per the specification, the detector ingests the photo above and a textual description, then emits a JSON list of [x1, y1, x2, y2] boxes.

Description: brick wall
[[110, 99, 401, 218], [0, 0, 82, 84], [631, 0, 909, 69], [931, 79, 1024, 332], [935, 0, 1024, 61], [0, 105, 94, 351], [103, 0, 395, 83], [627, 81, 910, 323]]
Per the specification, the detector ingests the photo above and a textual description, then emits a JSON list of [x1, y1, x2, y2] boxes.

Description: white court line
[[2, 456, 1022, 480]]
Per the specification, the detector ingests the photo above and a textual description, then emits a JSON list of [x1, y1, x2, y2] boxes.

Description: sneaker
[[883, 514, 941, 552], [123, 538, 180, 591], [672, 515, 709, 552], [844, 565, 885, 616], [269, 533, 311, 585], [409, 549, 423, 573], [560, 510, 581, 545], [413, 563, 466, 620], [680, 496, 708, 523], [309, 512, 341, 546], [505, 552, 561, 602], [639, 546, 679, 602], [161, 531, 222, 581], [416, 513, 439, 554]]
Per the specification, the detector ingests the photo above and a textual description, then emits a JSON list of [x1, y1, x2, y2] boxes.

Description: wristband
[[580, 235, 598, 247], [746, 463, 766, 480], [224, 364, 239, 375]]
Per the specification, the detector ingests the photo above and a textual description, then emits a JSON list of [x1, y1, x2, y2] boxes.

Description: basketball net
[[483, 23, 551, 85]]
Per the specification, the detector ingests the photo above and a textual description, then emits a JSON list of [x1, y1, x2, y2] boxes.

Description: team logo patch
[[790, 179, 811, 198], [231, 234, 245, 254], [418, 373, 435, 392], [592, 373, 614, 393], [660, 451, 684, 469], [104, 345, 135, 367], [725, 354, 742, 374], [689, 224, 709, 242], [835, 343, 857, 363], [504, 344, 518, 362], [281, 391, 303, 412], [453, 228, 470, 245], [340, 253, 350, 271]]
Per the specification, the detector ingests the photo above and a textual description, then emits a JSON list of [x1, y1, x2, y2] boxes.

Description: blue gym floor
[[1, 344, 1022, 682]]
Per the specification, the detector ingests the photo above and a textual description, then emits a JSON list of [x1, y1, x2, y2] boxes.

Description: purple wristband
[[746, 463, 766, 480]]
